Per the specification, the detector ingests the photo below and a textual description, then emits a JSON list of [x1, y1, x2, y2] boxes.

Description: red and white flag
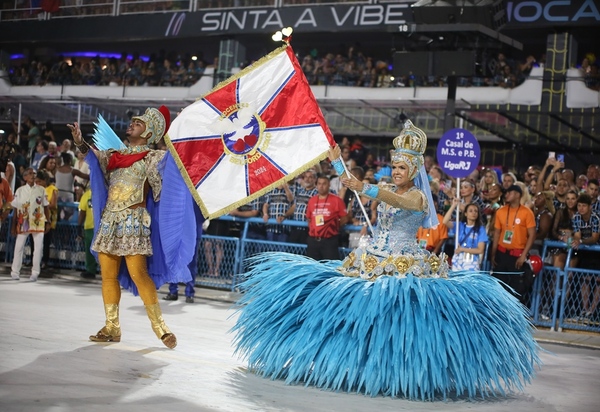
[[166, 45, 334, 219]]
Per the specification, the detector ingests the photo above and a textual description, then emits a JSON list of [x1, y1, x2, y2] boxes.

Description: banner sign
[[436, 128, 481, 179], [3, 1, 597, 43], [505, 0, 600, 27], [1, 4, 414, 43]]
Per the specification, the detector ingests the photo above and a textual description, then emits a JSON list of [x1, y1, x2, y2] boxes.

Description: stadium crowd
[[6, 47, 557, 89]]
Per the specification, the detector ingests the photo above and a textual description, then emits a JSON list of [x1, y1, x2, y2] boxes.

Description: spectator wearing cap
[[491, 184, 537, 304]]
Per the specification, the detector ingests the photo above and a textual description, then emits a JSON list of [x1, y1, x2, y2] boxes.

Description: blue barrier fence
[[2, 205, 598, 333], [196, 216, 359, 290], [530, 240, 600, 333], [0, 208, 361, 290]]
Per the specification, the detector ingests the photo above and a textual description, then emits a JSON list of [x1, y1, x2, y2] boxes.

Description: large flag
[[165, 44, 335, 219]]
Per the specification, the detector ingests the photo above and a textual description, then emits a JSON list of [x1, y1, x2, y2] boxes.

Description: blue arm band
[[361, 183, 379, 198], [331, 158, 345, 176]]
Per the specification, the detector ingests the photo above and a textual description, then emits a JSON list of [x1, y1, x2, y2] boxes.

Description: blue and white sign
[[436, 128, 481, 178]]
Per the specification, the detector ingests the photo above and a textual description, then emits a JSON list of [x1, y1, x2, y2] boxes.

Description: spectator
[[561, 168, 578, 192], [60, 138, 75, 161], [286, 169, 318, 244], [0, 174, 14, 231], [305, 174, 349, 260], [446, 179, 485, 241], [13, 116, 40, 159], [0, 146, 17, 193], [38, 154, 58, 180], [423, 155, 434, 174], [586, 164, 600, 181], [359, 57, 376, 87], [43, 121, 56, 143], [483, 183, 504, 236], [551, 189, 578, 269], [586, 178, 600, 215], [301, 55, 316, 85], [349, 137, 368, 167], [203, 218, 229, 278], [576, 174, 588, 193], [78, 185, 98, 279], [262, 182, 294, 243], [523, 165, 541, 189], [501, 172, 517, 190], [516, 181, 533, 208], [55, 152, 75, 203], [229, 197, 265, 240], [36, 170, 58, 270], [10, 168, 50, 281], [491, 184, 537, 304], [72, 148, 90, 188], [528, 177, 538, 197], [320, 159, 341, 195], [340, 144, 357, 170], [479, 168, 499, 201], [30, 140, 48, 171], [443, 198, 488, 271], [538, 156, 564, 191], [572, 193, 600, 321], [417, 194, 448, 255], [47, 141, 59, 158], [532, 190, 555, 246], [553, 178, 570, 211]]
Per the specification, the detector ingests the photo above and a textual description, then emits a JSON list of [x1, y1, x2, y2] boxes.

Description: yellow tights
[[98, 253, 158, 306]]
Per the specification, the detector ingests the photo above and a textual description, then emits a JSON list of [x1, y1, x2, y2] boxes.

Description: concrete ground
[[1, 266, 599, 412]]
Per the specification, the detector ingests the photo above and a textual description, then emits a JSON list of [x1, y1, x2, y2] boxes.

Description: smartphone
[[548, 151, 555, 159], [557, 154, 564, 162]]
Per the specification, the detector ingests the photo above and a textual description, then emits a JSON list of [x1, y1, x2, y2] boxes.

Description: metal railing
[[530, 240, 600, 333], [3, 204, 597, 334]]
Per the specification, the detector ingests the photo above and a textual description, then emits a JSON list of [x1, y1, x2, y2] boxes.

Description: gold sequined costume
[[92, 148, 164, 256]]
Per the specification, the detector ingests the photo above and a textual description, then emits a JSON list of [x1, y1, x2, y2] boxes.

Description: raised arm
[[66, 122, 97, 156]]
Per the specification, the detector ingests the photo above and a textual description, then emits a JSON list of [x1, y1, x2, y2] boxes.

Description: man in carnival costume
[[68, 106, 198, 349], [233, 120, 540, 400]]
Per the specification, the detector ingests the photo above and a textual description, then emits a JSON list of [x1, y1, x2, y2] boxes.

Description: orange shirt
[[417, 213, 448, 251], [494, 204, 535, 250]]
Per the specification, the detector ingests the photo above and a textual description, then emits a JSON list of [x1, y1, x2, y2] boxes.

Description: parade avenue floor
[[0, 273, 599, 412]]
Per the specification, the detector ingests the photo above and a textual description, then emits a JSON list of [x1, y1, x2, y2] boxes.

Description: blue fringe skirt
[[231, 252, 541, 400]]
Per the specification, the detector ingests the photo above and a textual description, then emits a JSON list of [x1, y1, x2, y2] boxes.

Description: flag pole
[[340, 161, 376, 238]]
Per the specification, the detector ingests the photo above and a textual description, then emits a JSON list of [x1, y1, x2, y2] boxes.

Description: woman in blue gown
[[232, 121, 540, 400]]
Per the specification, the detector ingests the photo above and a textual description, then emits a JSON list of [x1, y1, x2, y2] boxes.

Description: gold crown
[[392, 120, 427, 155]]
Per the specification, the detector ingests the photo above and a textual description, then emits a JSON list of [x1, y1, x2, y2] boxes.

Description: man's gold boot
[[89, 304, 121, 342], [145, 303, 177, 349]]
